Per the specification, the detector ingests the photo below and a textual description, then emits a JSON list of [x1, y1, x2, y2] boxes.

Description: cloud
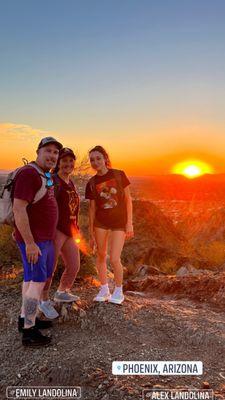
[[0, 123, 55, 142]]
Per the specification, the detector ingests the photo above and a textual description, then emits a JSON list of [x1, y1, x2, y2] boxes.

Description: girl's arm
[[124, 186, 134, 239]]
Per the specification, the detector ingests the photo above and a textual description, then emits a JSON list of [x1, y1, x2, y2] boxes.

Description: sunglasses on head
[[44, 172, 54, 188]]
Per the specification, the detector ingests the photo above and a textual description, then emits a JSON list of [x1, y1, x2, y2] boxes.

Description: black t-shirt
[[85, 169, 130, 229], [54, 175, 80, 237]]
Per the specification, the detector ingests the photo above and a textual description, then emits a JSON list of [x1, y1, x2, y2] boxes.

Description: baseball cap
[[58, 147, 76, 160], [37, 136, 63, 151]]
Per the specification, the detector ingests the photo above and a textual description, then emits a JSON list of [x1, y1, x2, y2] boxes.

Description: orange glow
[[73, 235, 89, 255], [71, 226, 90, 255], [171, 160, 214, 178], [2, 121, 225, 175]]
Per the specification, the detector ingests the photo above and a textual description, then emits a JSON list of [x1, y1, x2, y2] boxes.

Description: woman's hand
[[125, 223, 134, 240], [89, 233, 96, 254], [12, 229, 16, 241]]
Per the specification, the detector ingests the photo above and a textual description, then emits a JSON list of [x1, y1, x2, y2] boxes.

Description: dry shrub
[[160, 258, 177, 274], [0, 225, 21, 267], [197, 241, 225, 267]]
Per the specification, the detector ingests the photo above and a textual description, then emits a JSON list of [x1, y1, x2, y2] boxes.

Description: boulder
[[135, 264, 164, 277], [176, 264, 208, 276]]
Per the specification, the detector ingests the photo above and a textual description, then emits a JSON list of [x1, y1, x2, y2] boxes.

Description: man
[[13, 137, 63, 347]]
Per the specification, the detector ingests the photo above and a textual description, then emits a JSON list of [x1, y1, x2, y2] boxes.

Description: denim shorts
[[17, 240, 55, 282]]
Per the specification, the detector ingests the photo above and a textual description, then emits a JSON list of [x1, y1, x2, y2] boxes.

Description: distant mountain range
[[1, 171, 225, 200], [130, 174, 225, 200]]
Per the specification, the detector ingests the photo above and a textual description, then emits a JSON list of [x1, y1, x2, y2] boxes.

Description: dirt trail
[[1, 280, 225, 399]]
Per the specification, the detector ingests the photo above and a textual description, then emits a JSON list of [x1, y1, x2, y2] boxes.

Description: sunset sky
[[1, 1, 225, 176]]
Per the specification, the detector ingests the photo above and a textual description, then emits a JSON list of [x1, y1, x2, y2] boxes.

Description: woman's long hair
[[89, 145, 112, 168]]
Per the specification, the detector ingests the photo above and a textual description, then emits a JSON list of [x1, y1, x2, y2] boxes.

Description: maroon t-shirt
[[54, 175, 80, 237], [13, 166, 58, 242]]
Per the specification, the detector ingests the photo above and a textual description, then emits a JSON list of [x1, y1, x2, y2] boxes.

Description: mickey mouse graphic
[[96, 179, 118, 209]]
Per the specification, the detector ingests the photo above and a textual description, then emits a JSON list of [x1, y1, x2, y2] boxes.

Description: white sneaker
[[38, 300, 59, 319], [94, 288, 111, 302], [109, 291, 125, 305]]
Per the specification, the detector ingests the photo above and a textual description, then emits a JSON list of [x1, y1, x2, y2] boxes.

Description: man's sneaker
[[93, 288, 111, 302], [22, 326, 52, 347], [18, 316, 53, 333], [108, 292, 125, 305], [38, 300, 59, 319], [54, 291, 80, 303]]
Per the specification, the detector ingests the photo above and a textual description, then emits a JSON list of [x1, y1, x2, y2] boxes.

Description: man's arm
[[13, 199, 42, 263]]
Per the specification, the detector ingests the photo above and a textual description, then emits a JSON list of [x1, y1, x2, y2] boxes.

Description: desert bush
[[78, 253, 97, 277], [160, 258, 177, 274], [0, 225, 21, 267], [197, 241, 225, 267]]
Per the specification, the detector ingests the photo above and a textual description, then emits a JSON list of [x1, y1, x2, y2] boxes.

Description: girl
[[39, 147, 80, 318], [85, 145, 134, 305]]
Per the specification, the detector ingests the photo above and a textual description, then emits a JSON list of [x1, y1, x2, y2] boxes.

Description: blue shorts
[[17, 240, 55, 282]]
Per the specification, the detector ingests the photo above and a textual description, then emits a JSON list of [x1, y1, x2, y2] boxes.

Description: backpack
[[0, 162, 49, 226], [89, 169, 124, 200]]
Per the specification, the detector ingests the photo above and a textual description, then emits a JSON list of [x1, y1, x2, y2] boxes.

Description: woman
[[39, 147, 80, 319], [85, 145, 134, 305]]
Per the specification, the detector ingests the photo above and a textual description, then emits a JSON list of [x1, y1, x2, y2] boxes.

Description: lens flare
[[71, 226, 90, 255]]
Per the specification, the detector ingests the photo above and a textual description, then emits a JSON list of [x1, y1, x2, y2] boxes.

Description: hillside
[[2, 199, 225, 276], [121, 200, 185, 270], [1, 199, 225, 398], [1, 274, 225, 399], [177, 207, 225, 243]]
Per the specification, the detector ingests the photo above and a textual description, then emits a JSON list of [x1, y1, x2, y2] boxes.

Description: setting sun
[[171, 160, 214, 179]]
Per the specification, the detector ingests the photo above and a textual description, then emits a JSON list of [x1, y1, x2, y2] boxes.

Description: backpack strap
[[27, 162, 48, 203]]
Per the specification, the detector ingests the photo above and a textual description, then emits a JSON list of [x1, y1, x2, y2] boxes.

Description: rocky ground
[[1, 273, 225, 400]]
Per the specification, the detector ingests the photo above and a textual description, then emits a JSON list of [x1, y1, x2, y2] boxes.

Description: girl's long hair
[[89, 145, 112, 168]]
